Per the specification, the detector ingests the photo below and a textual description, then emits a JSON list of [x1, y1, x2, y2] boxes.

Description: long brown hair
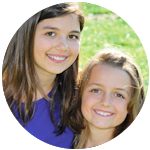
[[2, 2, 84, 135], [71, 50, 145, 148]]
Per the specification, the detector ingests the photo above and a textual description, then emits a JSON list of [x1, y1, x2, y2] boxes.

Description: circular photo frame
[[1, 1, 149, 150]]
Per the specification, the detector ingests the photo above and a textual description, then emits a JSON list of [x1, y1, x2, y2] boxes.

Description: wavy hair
[[2, 2, 84, 135], [70, 50, 145, 148]]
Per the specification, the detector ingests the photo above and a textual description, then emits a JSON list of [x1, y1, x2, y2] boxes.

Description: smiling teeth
[[96, 111, 111, 116], [48, 55, 65, 61]]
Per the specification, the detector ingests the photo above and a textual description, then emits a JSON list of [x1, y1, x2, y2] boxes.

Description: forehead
[[36, 14, 80, 31], [87, 64, 131, 89]]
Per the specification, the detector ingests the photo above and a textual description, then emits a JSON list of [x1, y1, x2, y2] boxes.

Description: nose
[[55, 36, 68, 52], [100, 93, 111, 107]]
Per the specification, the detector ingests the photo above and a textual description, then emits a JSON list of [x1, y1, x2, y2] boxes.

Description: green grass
[[79, 3, 149, 93]]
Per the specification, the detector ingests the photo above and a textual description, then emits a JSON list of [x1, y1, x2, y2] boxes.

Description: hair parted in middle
[[70, 49, 145, 148], [3, 2, 84, 135]]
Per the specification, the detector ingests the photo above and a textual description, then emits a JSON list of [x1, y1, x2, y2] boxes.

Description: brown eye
[[46, 32, 55, 36], [69, 35, 78, 40]]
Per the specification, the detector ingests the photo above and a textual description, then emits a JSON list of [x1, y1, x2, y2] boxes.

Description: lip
[[93, 109, 114, 117], [47, 54, 68, 63]]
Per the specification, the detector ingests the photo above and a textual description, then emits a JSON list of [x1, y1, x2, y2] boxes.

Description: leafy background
[[79, 2, 149, 93]]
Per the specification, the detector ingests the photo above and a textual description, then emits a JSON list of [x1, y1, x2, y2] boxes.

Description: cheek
[[115, 101, 129, 119], [34, 40, 43, 56], [81, 94, 95, 118], [81, 102, 90, 121], [69, 42, 80, 56], [81, 99, 88, 116], [34, 36, 53, 53]]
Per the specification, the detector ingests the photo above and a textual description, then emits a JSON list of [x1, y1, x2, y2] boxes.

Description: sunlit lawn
[[79, 3, 149, 93]]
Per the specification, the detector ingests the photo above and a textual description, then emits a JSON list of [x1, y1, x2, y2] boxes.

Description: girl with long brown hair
[[71, 50, 145, 148], [2, 2, 84, 148]]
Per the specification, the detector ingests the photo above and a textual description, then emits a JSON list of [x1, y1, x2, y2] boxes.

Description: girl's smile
[[33, 14, 80, 79], [47, 54, 67, 63], [81, 64, 131, 131], [94, 109, 114, 117]]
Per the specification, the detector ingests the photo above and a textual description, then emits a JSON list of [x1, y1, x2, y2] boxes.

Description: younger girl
[[71, 50, 145, 148], [2, 2, 84, 148]]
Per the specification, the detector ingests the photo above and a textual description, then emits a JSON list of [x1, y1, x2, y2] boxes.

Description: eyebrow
[[42, 26, 80, 34], [115, 87, 130, 95], [87, 83, 102, 87], [42, 26, 59, 30]]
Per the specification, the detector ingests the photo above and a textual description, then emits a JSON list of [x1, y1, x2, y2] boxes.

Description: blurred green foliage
[[79, 2, 112, 15], [79, 2, 149, 93]]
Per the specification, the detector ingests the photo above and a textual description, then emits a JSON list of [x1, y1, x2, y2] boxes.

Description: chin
[[92, 122, 112, 129]]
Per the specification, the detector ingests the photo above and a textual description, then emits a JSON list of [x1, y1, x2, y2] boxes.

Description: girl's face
[[33, 14, 80, 77], [81, 64, 131, 133]]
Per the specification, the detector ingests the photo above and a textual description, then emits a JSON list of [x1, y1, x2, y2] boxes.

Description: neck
[[39, 75, 55, 92], [36, 67, 56, 99], [85, 125, 114, 148]]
